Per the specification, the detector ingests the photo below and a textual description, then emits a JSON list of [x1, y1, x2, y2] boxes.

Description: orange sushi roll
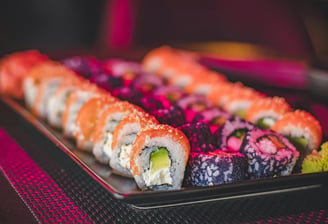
[[167, 62, 206, 89], [184, 70, 227, 96], [47, 76, 86, 128], [110, 112, 158, 177], [23, 61, 70, 109], [31, 65, 78, 118], [92, 101, 145, 164], [62, 83, 109, 138], [245, 96, 292, 129], [74, 96, 118, 151], [130, 124, 190, 190], [0, 50, 49, 99], [141, 46, 175, 74], [206, 82, 244, 108], [223, 86, 265, 118], [272, 110, 322, 157]]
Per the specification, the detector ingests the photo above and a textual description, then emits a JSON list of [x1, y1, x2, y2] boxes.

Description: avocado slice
[[257, 118, 272, 129], [235, 109, 247, 118], [150, 147, 171, 174], [288, 136, 308, 150]]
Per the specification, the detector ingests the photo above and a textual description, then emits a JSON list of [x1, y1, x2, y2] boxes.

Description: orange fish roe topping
[[0, 50, 49, 98], [272, 110, 322, 151], [74, 96, 118, 142], [130, 124, 190, 176], [206, 82, 244, 108], [111, 112, 158, 150], [245, 96, 292, 124], [92, 101, 145, 144]]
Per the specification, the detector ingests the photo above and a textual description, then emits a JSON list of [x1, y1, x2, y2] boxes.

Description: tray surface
[[1, 95, 328, 208]]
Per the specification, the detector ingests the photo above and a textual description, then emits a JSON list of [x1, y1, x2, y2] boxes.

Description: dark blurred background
[[1, 0, 328, 60]]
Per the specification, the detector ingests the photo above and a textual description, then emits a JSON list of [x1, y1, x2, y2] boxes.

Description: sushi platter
[[1, 48, 328, 208]]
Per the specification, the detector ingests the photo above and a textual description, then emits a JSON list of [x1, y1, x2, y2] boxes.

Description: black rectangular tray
[[1, 95, 328, 209]]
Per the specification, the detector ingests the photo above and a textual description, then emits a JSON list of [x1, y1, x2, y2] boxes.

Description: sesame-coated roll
[[47, 77, 85, 128], [62, 83, 108, 138], [216, 117, 255, 152], [223, 86, 265, 118], [110, 112, 158, 177], [74, 96, 118, 151], [130, 124, 190, 190], [245, 97, 292, 129], [92, 101, 145, 164], [272, 110, 322, 167], [240, 128, 299, 178], [185, 150, 247, 187], [0, 50, 49, 99]]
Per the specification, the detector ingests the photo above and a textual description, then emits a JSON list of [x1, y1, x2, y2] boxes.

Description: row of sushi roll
[[0, 47, 326, 190]]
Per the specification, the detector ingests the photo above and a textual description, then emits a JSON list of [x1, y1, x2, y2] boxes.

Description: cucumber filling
[[144, 147, 172, 186], [257, 117, 275, 129]]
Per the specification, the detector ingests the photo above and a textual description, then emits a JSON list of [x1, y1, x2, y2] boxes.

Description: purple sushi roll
[[216, 117, 255, 152], [140, 93, 172, 112], [240, 128, 300, 178], [111, 86, 144, 106], [132, 74, 165, 94], [193, 108, 233, 134], [102, 59, 143, 86], [177, 94, 213, 122], [89, 71, 124, 91], [185, 150, 247, 187], [61, 56, 102, 79], [149, 105, 186, 127], [177, 122, 216, 153], [153, 86, 186, 104]]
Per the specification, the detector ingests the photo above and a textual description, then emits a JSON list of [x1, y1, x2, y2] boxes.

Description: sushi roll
[[272, 110, 322, 165], [216, 117, 255, 152], [192, 107, 232, 134], [153, 86, 186, 104], [206, 82, 244, 108], [89, 71, 124, 92], [61, 56, 102, 79], [141, 46, 175, 74], [140, 93, 172, 112], [111, 86, 144, 107], [245, 96, 292, 129], [132, 73, 164, 94], [177, 122, 216, 153], [240, 128, 299, 178], [167, 63, 207, 90], [130, 124, 190, 190], [223, 86, 265, 118], [185, 150, 247, 187], [47, 77, 86, 128], [92, 101, 144, 164], [23, 61, 64, 109], [62, 83, 108, 138], [184, 71, 227, 96], [0, 50, 49, 99], [31, 66, 77, 118], [110, 112, 158, 177], [150, 105, 186, 127], [74, 96, 118, 151], [176, 94, 213, 122]]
